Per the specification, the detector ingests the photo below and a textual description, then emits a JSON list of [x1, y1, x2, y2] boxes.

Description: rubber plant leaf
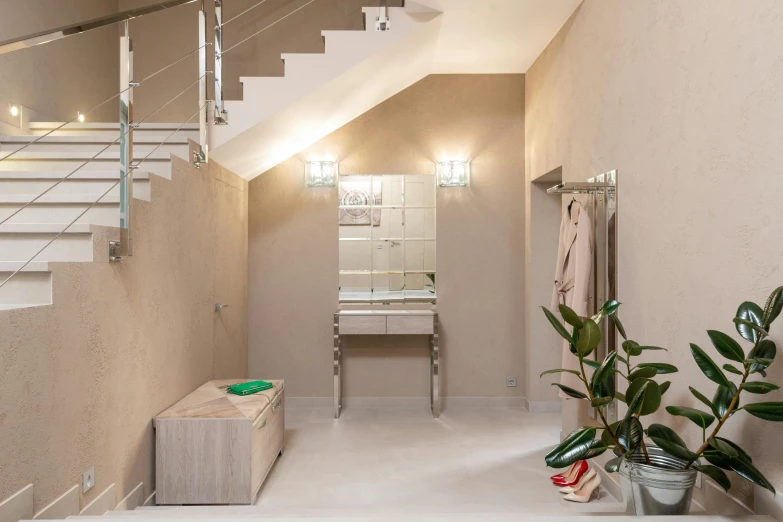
[[542, 307, 575, 345], [611, 314, 627, 340], [592, 396, 614, 408], [576, 319, 601, 356], [713, 384, 739, 418], [713, 437, 752, 464], [708, 438, 739, 459], [744, 402, 783, 421], [666, 406, 716, 430], [740, 382, 780, 394], [647, 423, 699, 462], [601, 421, 622, 446], [540, 369, 582, 378], [692, 463, 731, 492], [707, 330, 745, 363], [762, 286, 783, 330], [618, 416, 643, 452], [636, 362, 679, 375], [690, 343, 732, 388], [545, 427, 597, 468], [727, 457, 776, 494], [590, 351, 618, 396], [628, 367, 657, 381], [659, 381, 672, 396], [733, 318, 768, 341], [582, 359, 600, 370], [582, 439, 608, 460], [559, 304, 584, 329], [690, 386, 720, 417], [625, 381, 649, 418], [605, 456, 622, 473], [626, 378, 660, 416], [636, 346, 668, 352], [748, 340, 776, 375], [723, 364, 743, 375], [600, 300, 621, 316], [736, 301, 764, 343], [622, 340, 642, 357], [551, 383, 588, 400]]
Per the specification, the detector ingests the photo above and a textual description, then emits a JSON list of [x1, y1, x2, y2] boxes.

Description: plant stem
[[683, 367, 750, 469]]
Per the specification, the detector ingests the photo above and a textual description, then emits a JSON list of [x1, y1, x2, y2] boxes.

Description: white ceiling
[[413, 0, 582, 73]]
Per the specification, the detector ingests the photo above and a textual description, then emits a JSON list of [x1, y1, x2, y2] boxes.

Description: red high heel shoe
[[553, 460, 588, 486], [550, 460, 582, 481]]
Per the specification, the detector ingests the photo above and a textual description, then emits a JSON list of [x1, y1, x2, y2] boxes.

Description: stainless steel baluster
[[376, 0, 390, 31], [196, 0, 209, 165], [214, 0, 227, 124], [115, 20, 134, 260]]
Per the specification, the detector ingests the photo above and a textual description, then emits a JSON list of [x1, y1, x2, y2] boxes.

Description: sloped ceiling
[[416, 0, 582, 73]]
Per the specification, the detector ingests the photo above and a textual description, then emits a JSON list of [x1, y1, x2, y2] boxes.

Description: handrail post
[[116, 20, 134, 260], [196, 0, 209, 165], [376, 0, 390, 31], [214, 0, 228, 124]]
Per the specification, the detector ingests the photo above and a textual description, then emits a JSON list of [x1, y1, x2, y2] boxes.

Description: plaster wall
[[248, 74, 526, 401], [0, 157, 248, 512], [525, 0, 783, 499]]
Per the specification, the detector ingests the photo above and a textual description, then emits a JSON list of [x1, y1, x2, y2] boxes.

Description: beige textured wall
[[0, 0, 120, 126], [248, 74, 526, 400], [0, 157, 248, 511], [525, 0, 783, 495]]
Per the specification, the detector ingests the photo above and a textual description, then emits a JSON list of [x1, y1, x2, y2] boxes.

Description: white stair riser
[[0, 233, 93, 262], [0, 204, 119, 226], [0, 142, 188, 156], [0, 145, 189, 161], [0, 160, 172, 180], [0, 270, 51, 307], [0, 179, 151, 201]]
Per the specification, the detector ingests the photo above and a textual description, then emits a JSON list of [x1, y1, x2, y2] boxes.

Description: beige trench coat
[[550, 201, 593, 395]]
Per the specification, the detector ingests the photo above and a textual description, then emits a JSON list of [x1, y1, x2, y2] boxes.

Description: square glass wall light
[[306, 161, 338, 187], [437, 160, 469, 187]]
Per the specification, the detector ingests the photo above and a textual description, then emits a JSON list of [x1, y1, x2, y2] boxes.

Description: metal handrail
[[0, 0, 198, 55]]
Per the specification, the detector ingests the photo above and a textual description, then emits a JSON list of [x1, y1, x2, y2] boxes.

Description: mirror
[[338, 174, 436, 303]]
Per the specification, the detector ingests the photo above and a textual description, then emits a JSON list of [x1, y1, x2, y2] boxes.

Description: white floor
[[250, 406, 618, 515]]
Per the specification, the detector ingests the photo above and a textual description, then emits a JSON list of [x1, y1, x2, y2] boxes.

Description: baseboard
[[442, 397, 525, 410], [592, 452, 623, 502], [0, 484, 33, 522], [114, 483, 144, 511], [79, 484, 115, 516], [523, 398, 562, 413], [288, 396, 527, 410], [343, 397, 430, 409], [286, 397, 335, 409], [142, 491, 156, 507], [34, 485, 79, 519]]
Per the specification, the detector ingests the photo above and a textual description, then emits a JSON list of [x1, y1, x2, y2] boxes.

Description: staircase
[[0, 122, 196, 310], [210, 4, 443, 180]]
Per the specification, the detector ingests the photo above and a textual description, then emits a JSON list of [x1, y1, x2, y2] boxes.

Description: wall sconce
[[438, 160, 469, 187], [77, 111, 86, 123], [306, 161, 337, 187], [9, 104, 20, 118]]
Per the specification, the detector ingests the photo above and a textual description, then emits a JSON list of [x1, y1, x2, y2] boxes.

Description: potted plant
[[541, 287, 783, 516]]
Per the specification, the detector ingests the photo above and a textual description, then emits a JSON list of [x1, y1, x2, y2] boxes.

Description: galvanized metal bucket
[[619, 446, 698, 516]]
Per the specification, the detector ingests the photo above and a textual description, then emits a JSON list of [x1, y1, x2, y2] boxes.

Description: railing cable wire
[[221, 0, 320, 55], [0, 103, 208, 291], [220, 0, 271, 27], [0, 73, 209, 226]]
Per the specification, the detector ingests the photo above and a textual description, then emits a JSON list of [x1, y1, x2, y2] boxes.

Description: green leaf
[[659, 381, 672, 396], [559, 304, 584, 329], [616, 354, 629, 365], [576, 319, 601, 356], [637, 346, 668, 352], [611, 314, 627, 340], [540, 369, 582, 378], [626, 378, 662, 416], [744, 402, 783, 421], [626, 380, 649, 417], [728, 458, 776, 494], [600, 300, 621, 316], [740, 382, 780, 394], [582, 439, 609, 459], [605, 456, 622, 473], [582, 359, 600, 371], [713, 384, 739, 418], [590, 351, 618, 396], [629, 367, 657, 381], [592, 396, 614, 408], [723, 364, 743, 375], [542, 307, 575, 345], [622, 340, 642, 357], [666, 406, 715, 430], [692, 463, 731, 492], [708, 438, 738, 458], [704, 450, 732, 470], [545, 427, 597, 468], [707, 330, 745, 363], [636, 362, 679, 375], [647, 424, 698, 461], [713, 437, 752, 464], [748, 340, 776, 374], [690, 387, 720, 417], [601, 421, 622, 446], [551, 383, 588, 399], [762, 286, 783, 330], [615, 391, 627, 403], [733, 318, 768, 341], [736, 301, 764, 343], [619, 416, 643, 452], [690, 343, 732, 388]]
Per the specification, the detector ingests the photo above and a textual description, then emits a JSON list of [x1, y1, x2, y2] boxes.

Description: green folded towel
[[227, 380, 274, 396]]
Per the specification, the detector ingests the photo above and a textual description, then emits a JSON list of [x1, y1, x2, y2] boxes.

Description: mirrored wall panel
[[338, 174, 436, 303]]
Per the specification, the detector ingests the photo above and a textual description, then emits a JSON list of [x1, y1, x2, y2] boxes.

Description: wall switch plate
[[506, 377, 517, 387], [83, 467, 95, 493]]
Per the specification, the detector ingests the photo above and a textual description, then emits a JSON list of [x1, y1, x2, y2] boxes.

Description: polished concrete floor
[[250, 406, 618, 515]]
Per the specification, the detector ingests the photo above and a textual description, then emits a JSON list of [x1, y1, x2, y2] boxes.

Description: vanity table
[[333, 309, 439, 419]]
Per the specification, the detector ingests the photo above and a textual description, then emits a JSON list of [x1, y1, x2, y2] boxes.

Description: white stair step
[[0, 261, 51, 309], [28, 122, 199, 140], [0, 141, 189, 156], [0, 172, 151, 202], [0, 223, 93, 262], [0, 194, 122, 226], [0, 148, 188, 162], [0, 156, 174, 180], [0, 170, 152, 180], [0, 194, 121, 204], [0, 135, 190, 144]]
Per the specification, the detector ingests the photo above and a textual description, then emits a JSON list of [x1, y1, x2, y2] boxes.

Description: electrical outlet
[[506, 377, 517, 387], [83, 467, 95, 493]]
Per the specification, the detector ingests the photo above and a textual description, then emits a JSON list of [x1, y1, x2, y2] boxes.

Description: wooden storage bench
[[153, 379, 285, 505]]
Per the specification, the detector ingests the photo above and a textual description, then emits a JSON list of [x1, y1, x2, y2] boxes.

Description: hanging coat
[[550, 200, 594, 395]]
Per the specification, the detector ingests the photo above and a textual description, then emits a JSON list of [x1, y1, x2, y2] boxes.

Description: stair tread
[[0, 151, 177, 161], [29, 122, 199, 130], [0, 261, 49, 271], [0, 194, 121, 204], [0, 171, 151, 180], [0, 223, 92, 233], [0, 135, 189, 144]]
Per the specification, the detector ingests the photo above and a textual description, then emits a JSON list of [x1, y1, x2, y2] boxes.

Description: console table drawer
[[339, 315, 387, 334], [387, 315, 434, 334]]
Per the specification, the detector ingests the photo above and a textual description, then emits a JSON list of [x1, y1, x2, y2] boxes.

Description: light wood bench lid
[[155, 380, 284, 423]]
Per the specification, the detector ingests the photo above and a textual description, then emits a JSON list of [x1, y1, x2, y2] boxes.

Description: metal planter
[[619, 446, 698, 516]]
